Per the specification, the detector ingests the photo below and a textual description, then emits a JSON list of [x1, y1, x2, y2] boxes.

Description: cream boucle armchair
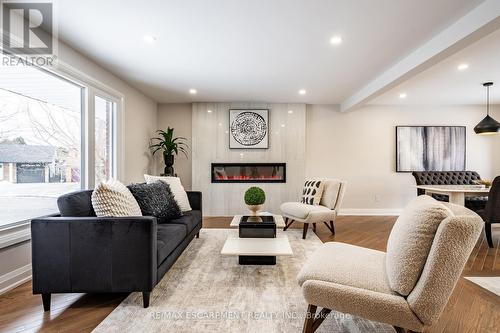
[[297, 195, 483, 333]]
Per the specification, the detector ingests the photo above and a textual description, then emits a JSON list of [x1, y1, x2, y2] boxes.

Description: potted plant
[[244, 186, 266, 215], [149, 128, 188, 176]]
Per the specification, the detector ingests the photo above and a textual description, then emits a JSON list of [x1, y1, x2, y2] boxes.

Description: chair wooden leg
[[302, 304, 332, 333], [394, 327, 421, 333], [312, 223, 316, 232], [196, 232, 200, 238], [485, 223, 493, 248], [284, 219, 294, 231], [322, 221, 335, 235], [302, 223, 309, 239]]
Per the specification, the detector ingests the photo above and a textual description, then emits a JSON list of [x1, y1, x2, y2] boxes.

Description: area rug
[[93, 229, 394, 333], [464, 277, 500, 296]]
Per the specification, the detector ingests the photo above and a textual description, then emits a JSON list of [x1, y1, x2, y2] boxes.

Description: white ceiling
[[370, 27, 500, 106], [54, 0, 485, 104]]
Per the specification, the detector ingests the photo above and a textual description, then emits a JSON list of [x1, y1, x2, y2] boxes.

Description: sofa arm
[[187, 191, 202, 212], [31, 216, 157, 294]]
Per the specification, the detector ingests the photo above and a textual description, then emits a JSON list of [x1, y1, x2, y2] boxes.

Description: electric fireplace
[[211, 163, 286, 183]]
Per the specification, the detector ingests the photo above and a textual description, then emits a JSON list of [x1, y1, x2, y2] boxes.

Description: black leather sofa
[[411, 171, 487, 212], [31, 189, 202, 310]]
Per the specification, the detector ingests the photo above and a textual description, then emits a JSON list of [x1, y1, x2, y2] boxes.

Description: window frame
[[0, 57, 124, 239], [89, 89, 121, 188]]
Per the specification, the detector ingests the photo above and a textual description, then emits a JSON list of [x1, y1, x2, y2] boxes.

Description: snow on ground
[[0, 181, 79, 226]]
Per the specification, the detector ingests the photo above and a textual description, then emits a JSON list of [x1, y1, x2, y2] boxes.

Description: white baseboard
[[205, 209, 403, 217], [339, 208, 402, 216], [0, 264, 32, 295]]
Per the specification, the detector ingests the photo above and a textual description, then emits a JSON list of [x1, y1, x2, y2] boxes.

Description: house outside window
[[0, 61, 120, 229]]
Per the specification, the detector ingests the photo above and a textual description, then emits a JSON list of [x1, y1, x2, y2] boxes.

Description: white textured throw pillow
[[144, 175, 192, 212], [91, 179, 142, 217], [301, 179, 325, 205]]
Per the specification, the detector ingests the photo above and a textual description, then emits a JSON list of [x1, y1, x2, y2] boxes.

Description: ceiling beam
[[340, 0, 500, 112]]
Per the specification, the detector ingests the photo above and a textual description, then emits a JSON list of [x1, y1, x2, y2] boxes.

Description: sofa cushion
[[91, 180, 142, 217], [157, 224, 187, 264], [386, 195, 452, 296], [159, 210, 201, 234], [127, 181, 181, 219], [300, 180, 325, 205], [58, 190, 96, 217], [280, 202, 331, 219], [144, 175, 192, 212]]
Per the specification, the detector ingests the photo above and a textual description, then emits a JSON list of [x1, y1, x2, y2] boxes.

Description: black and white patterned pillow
[[128, 181, 182, 220], [301, 180, 325, 205]]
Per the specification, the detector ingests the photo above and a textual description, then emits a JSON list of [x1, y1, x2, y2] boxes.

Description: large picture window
[[0, 62, 120, 228], [0, 65, 82, 227]]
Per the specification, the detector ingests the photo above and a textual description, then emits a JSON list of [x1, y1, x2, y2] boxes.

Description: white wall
[[157, 104, 193, 189], [306, 104, 500, 214], [192, 102, 306, 215]]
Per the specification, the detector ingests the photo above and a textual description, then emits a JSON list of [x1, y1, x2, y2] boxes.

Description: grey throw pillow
[[128, 181, 182, 220]]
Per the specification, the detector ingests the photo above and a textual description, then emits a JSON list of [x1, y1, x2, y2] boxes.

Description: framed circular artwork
[[229, 109, 269, 149]]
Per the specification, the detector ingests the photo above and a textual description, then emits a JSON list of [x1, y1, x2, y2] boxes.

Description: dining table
[[414, 184, 490, 206]]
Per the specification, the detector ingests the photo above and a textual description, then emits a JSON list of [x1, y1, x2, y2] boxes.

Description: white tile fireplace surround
[[192, 103, 306, 216]]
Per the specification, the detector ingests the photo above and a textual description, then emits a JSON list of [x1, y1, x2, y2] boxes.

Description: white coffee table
[[230, 212, 286, 228], [222, 213, 292, 265], [221, 237, 293, 256]]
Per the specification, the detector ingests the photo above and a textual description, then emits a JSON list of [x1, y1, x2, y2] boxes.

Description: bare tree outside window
[[0, 65, 82, 227]]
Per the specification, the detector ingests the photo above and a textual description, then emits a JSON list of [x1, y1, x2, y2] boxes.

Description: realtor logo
[[1, 1, 53, 55]]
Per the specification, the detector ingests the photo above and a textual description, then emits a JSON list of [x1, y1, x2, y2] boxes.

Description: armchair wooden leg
[[196, 232, 200, 238], [312, 223, 316, 232], [302, 223, 309, 239], [485, 223, 493, 248], [302, 304, 332, 333], [394, 326, 421, 333], [41, 293, 51, 312], [284, 219, 294, 231], [142, 292, 150, 308], [322, 221, 335, 235]]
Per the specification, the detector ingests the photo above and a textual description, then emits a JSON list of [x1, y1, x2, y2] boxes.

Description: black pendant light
[[474, 82, 500, 135]]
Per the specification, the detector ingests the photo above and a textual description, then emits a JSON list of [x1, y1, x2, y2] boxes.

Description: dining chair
[[477, 176, 500, 248]]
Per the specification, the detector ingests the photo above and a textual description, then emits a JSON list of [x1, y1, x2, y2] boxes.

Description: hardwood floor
[[0, 216, 498, 333]]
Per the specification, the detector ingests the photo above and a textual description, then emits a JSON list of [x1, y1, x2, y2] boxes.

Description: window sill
[[0, 213, 58, 249]]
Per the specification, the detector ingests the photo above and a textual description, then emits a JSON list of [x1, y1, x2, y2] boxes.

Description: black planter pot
[[163, 153, 175, 176]]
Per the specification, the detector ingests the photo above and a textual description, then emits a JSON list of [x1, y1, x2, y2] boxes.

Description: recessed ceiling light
[[399, 93, 407, 99], [281, 124, 286, 128], [299, 89, 306, 95], [189, 89, 197, 95], [143, 35, 157, 43], [457, 63, 469, 71], [288, 110, 293, 114], [207, 109, 212, 113], [330, 35, 343, 45]]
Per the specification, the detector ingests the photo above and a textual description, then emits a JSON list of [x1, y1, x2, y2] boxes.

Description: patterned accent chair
[[411, 171, 487, 212], [298, 196, 483, 333]]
